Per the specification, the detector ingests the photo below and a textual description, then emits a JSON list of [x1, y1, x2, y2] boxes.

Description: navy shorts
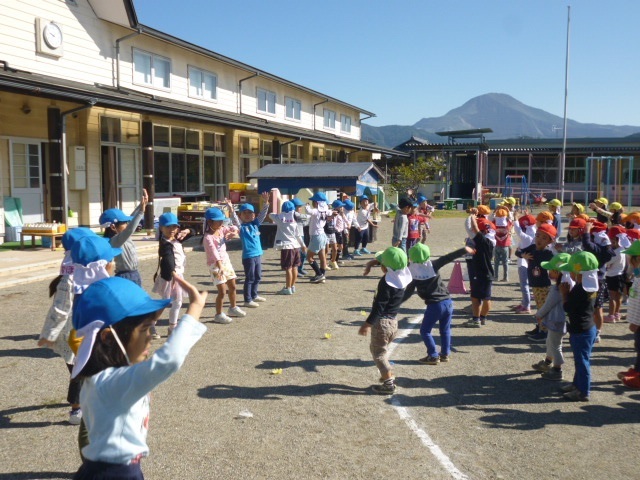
[[605, 275, 625, 294], [470, 276, 492, 300]]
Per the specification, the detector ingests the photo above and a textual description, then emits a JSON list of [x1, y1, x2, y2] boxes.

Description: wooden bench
[[20, 231, 64, 251]]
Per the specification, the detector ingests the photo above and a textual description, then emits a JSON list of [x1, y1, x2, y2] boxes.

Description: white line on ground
[[387, 315, 470, 480]]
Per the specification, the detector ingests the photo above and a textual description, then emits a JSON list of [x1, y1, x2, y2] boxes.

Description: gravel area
[[0, 215, 638, 480]]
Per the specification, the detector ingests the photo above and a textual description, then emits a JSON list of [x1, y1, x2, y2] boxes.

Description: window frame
[[340, 114, 352, 133], [285, 96, 302, 121], [187, 65, 218, 102], [257, 87, 277, 116], [323, 108, 336, 130], [132, 48, 171, 91], [153, 125, 202, 196]]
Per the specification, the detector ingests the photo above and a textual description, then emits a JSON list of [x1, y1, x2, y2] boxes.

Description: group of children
[[35, 187, 640, 477]]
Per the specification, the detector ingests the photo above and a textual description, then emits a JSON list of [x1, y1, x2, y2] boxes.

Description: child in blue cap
[[227, 192, 270, 308], [71, 276, 207, 479], [203, 206, 245, 322], [353, 195, 378, 255], [305, 192, 332, 283], [38, 227, 95, 425], [152, 212, 195, 336], [342, 199, 356, 260], [292, 197, 309, 276], [269, 200, 307, 294], [100, 189, 148, 286]]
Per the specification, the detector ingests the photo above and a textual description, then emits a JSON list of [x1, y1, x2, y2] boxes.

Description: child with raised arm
[[100, 189, 148, 286], [71, 276, 207, 479], [604, 225, 627, 323], [152, 213, 195, 335], [305, 192, 332, 283], [360, 247, 412, 394], [228, 193, 270, 308], [203, 207, 245, 323], [403, 243, 473, 364], [269, 200, 306, 295], [353, 195, 378, 255], [292, 197, 309, 276], [463, 216, 496, 328]]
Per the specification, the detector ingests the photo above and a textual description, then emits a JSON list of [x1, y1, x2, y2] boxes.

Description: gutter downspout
[[313, 99, 329, 131], [359, 114, 376, 124], [116, 28, 143, 90], [60, 99, 97, 225], [238, 73, 259, 114]]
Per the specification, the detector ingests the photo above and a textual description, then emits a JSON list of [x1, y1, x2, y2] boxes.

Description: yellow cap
[[547, 199, 562, 207], [609, 202, 622, 211], [503, 197, 516, 205], [595, 197, 609, 206], [572, 202, 585, 213]]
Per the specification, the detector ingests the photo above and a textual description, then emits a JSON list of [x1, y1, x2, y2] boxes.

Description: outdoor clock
[[43, 22, 63, 49]]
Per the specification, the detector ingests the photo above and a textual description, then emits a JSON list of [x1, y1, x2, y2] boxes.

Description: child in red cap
[[516, 223, 557, 341], [604, 225, 628, 323]]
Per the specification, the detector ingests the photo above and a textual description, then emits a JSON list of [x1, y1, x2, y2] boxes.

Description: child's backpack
[[324, 215, 336, 235]]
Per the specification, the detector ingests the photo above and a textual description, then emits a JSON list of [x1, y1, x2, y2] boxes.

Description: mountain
[[362, 93, 640, 148]]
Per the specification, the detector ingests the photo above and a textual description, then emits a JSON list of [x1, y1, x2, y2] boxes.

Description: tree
[[388, 155, 446, 194]]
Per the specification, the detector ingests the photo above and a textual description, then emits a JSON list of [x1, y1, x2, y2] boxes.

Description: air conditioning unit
[[68, 146, 86, 190]]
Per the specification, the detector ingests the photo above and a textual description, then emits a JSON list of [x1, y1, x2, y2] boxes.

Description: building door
[[10, 140, 44, 223], [117, 147, 139, 214]]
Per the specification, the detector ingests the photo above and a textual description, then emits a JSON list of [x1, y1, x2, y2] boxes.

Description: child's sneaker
[[68, 408, 82, 425], [528, 330, 547, 342], [594, 330, 601, 343], [227, 306, 247, 317], [325, 263, 333, 271], [361, 247, 371, 254], [541, 369, 563, 381], [353, 249, 362, 256], [253, 296, 267, 302], [298, 268, 309, 276], [213, 313, 233, 324], [532, 360, 552, 373], [439, 354, 450, 363], [617, 368, 638, 380], [291, 286, 296, 293], [622, 374, 640, 389], [276, 287, 293, 295], [603, 314, 617, 323], [515, 306, 532, 314], [560, 383, 577, 393], [563, 389, 589, 402], [372, 382, 396, 395], [525, 324, 540, 335], [150, 325, 161, 340], [418, 355, 440, 365], [310, 274, 326, 284], [244, 301, 260, 308], [331, 261, 339, 270], [463, 318, 481, 328]]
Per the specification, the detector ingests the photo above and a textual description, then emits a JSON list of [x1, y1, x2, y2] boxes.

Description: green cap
[[622, 240, 640, 256], [557, 251, 599, 273], [408, 243, 430, 264], [375, 247, 408, 271], [541, 253, 571, 270]]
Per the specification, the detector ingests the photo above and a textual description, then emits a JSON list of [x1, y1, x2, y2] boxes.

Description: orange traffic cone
[[447, 261, 467, 294]]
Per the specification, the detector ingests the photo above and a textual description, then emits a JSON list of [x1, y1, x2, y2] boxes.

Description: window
[[340, 114, 351, 133], [281, 144, 303, 164], [257, 88, 276, 115], [101, 117, 121, 143], [133, 49, 171, 89], [260, 140, 273, 167], [239, 137, 259, 182], [153, 126, 202, 194], [203, 132, 227, 202], [188, 66, 217, 101], [530, 155, 559, 184], [312, 146, 324, 162], [323, 109, 336, 129], [564, 156, 586, 184], [326, 149, 339, 162], [285, 97, 301, 121]]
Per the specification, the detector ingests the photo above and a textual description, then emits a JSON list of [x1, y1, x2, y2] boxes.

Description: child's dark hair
[[103, 224, 120, 239], [76, 312, 153, 378], [49, 275, 63, 297]]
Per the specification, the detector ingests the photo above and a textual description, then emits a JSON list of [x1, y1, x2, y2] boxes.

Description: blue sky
[[134, 0, 639, 128]]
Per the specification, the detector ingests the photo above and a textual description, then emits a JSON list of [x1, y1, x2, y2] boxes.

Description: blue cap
[[159, 212, 179, 227], [281, 201, 295, 213], [310, 192, 327, 203], [417, 194, 427, 203], [332, 200, 344, 209], [343, 200, 355, 211], [73, 277, 171, 331], [99, 208, 133, 226], [71, 235, 122, 266], [205, 207, 226, 221], [239, 204, 255, 213], [359, 195, 369, 201], [291, 198, 305, 208], [61, 227, 95, 251]]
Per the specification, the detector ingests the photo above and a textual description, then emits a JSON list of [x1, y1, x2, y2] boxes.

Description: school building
[[396, 132, 640, 206], [0, 0, 402, 242]]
